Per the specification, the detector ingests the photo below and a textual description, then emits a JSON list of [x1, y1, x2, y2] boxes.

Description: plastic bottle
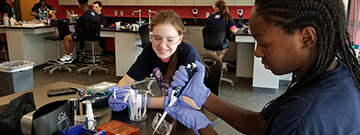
[[3, 14, 9, 26], [44, 10, 48, 21], [39, 8, 43, 20], [10, 17, 15, 26], [85, 101, 94, 130]]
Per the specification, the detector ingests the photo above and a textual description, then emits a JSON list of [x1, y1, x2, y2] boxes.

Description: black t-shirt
[[206, 12, 236, 40], [82, 9, 100, 22], [127, 42, 202, 93], [31, 3, 53, 19], [2, 2, 14, 18], [98, 13, 107, 27]]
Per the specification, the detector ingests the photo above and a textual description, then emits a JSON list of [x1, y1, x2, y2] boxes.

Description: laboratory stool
[[78, 44, 111, 65], [77, 41, 109, 76], [43, 19, 75, 75], [202, 25, 235, 87]]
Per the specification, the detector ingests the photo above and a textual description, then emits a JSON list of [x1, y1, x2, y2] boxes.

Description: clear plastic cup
[[126, 89, 153, 122]]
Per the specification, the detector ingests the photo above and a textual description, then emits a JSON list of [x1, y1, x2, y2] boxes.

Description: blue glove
[[163, 89, 193, 110], [107, 85, 131, 111], [170, 60, 210, 108], [37, 13, 42, 19], [108, 86, 152, 111], [165, 106, 212, 135]]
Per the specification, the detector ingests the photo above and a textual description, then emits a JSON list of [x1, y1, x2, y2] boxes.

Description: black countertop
[[0, 25, 54, 29], [101, 27, 139, 33]]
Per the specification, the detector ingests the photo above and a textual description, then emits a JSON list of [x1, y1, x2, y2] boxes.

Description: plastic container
[[97, 120, 140, 135], [10, 17, 16, 26], [3, 14, 9, 26], [87, 82, 117, 108], [352, 44, 359, 58], [61, 124, 106, 135], [0, 60, 34, 96]]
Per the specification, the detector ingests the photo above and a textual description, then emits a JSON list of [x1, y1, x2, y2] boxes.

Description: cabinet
[[103, 0, 122, 5], [234, 0, 254, 6], [194, 0, 234, 6], [184, 26, 207, 54], [223, 0, 235, 6], [58, 0, 78, 5], [157, 0, 193, 6], [122, 0, 157, 6], [194, 0, 214, 6]]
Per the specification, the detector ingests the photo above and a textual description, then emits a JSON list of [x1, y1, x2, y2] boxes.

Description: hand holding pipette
[[170, 60, 210, 108], [152, 62, 198, 135]]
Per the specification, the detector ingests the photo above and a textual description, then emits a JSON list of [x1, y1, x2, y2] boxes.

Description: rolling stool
[[77, 41, 109, 76], [202, 25, 235, 86], [43, 19, 75, 75]]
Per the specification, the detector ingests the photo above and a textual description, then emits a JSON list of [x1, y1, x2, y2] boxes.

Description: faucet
[[148, 10, 157, 23], [132, 9, 142, 24]]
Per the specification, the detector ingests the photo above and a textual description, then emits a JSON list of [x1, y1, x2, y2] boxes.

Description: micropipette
[[152, 63, 197, 135]]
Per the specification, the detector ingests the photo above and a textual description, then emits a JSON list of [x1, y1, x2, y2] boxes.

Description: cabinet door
[[157, 0, 177, 6], [223, 0, 235, 6], [184, 26, 207, 54], [138, 0, 157, 5], [176, 0, 194, 6], [122, 0, 138, 5], [59, 0, 78, 5], [234, 0, 254, 6], [194, 0, 214, 6], [122, 0, 156, 5], [88, 0, 96, 5], [104, 0, 122, 5], [58, 0, 70, 5]]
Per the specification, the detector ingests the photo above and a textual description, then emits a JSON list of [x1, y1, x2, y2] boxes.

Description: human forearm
[[51, 14, 56, 19], [30, 11, 37, 16], [149, 96, 200, 109], [230, 27, 239, 33], [198, 124, 218, 135], [204, 93, 266, 135], [117, 74, 135, 87]]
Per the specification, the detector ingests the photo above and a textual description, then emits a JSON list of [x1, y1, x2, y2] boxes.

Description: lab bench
[[0, 81, 217, 135]]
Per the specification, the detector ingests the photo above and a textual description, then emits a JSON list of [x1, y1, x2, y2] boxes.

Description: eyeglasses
[[150, 32, 181, 46]]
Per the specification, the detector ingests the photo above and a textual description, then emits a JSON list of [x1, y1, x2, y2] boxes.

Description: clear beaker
[[126, 89, 154, 122], [152, 113, 173, 135]]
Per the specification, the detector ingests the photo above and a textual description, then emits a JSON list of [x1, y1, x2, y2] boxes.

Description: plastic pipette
[[152, 63, 197, 135]]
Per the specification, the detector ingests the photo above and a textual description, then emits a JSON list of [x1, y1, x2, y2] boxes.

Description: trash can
[[0, 60, 34, 96]]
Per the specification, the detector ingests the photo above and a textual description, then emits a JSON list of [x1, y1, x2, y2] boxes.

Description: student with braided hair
[[163, 0, 360, 134]]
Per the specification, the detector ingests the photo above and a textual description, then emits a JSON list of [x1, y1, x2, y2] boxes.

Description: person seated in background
[[57, 0, 100, 64], [206, 0, 238, 59], [107, 10, 207, 112], [92, 1, 107, 55], [92, 1, 106, 29], [30, 0, 56, 20], [1, 0, 16, 19], [164, 0, 360, 134]]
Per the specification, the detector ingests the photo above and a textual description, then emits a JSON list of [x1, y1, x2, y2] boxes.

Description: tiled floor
[[31, 53, 288, 135]]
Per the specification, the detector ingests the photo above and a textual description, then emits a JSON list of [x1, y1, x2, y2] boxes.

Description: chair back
[[139, 24, 151, 48], [202, 25, 226, 51], [201, 53, 223, 96], [56, 19, 71, 40], [76, 17, 101, 41]]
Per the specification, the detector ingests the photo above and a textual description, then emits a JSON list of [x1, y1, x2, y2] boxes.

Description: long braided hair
[[255, 0, 360, 121]]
